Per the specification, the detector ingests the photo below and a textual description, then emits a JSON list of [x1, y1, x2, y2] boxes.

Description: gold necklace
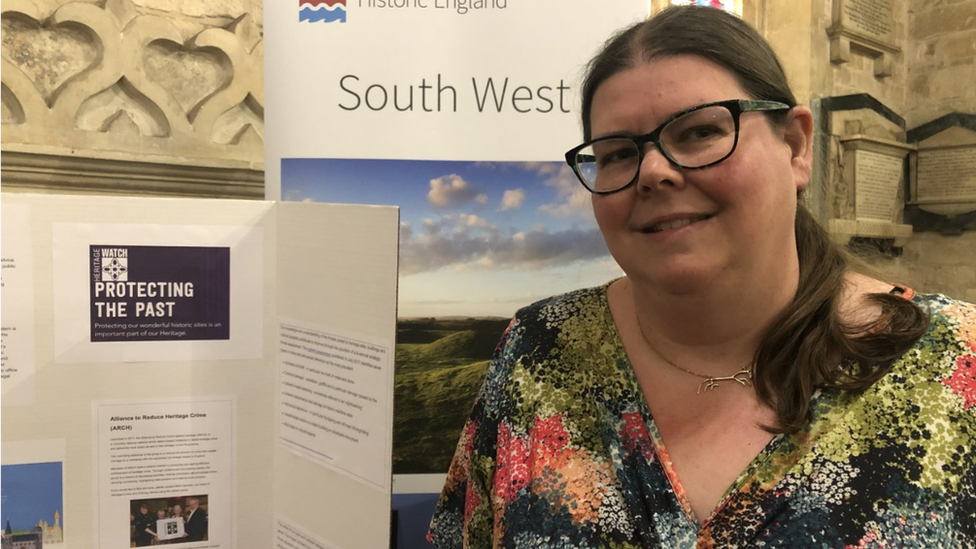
[[634, 311, 753, 394]]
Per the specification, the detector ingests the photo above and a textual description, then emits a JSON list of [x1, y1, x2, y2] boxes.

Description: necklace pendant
[[696, 369, 753, 394]]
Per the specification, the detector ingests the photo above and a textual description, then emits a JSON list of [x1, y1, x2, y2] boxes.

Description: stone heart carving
[[1, 13, 99, 105], [142, 39, 230, 117]]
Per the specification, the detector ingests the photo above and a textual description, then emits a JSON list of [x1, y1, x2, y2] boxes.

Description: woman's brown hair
[[582, 6, 929, 433]]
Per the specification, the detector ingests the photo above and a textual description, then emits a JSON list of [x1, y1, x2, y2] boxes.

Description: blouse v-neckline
[[597, 283, 798, 530], [598, 281, 918, 532]]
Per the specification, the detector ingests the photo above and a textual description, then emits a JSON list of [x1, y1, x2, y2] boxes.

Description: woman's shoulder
[[513, 282, 611, 320], [489, 282, 620, 378], [884, 291, 976, 411], [499, 282, 614, 351], [498, 283, 609, 338], [911, 291, 976, 350], [914, 291, 976, 313]]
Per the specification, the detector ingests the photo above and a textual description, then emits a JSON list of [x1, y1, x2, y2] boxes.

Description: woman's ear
[[784, 106, 814, 191]]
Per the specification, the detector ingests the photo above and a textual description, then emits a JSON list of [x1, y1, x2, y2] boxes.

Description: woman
[[151, 508, 168, 545], [170, 504, 184, 539], [428, 6, 975, 549]]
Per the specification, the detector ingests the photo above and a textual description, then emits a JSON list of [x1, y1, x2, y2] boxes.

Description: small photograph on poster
[[90, 245, 230, 342], [129, 495, 208, 546], [0, 461, 65, 548], [282, 158, 622, 477]]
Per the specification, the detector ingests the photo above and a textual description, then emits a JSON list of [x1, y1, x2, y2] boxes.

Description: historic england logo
[[300, 0, 347, 23]]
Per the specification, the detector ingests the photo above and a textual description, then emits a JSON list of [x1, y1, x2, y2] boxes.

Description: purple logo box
[[90, 245, 231, 342]]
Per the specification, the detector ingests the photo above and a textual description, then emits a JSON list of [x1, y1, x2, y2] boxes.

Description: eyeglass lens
[[575, 105, 738, 193]]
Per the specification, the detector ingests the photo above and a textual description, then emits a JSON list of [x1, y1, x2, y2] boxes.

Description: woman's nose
[[635, 144, 683, 194]]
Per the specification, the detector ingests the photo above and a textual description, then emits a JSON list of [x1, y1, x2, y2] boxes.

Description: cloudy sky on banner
[[282, 158, 622, 317]]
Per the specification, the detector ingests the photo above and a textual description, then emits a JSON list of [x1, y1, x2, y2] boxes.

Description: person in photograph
[[169, 503, 185, 544], [183, 497, 207, 542], [151, 508, 168, 545], [427, 5, 975, 549], [133, 503, 155, 547]]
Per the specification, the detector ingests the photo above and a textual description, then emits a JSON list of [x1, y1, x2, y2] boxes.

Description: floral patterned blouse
[[427, 284, 976, 548]]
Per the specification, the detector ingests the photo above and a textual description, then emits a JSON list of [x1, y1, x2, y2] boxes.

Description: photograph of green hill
[[393, 317, 511, 475], [282, 157, 623, 477]]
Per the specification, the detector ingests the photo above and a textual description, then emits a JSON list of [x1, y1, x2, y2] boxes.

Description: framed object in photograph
[[157, 518, 185, 541]]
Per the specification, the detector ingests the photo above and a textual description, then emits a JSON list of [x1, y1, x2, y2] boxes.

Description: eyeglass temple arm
[[741, 99, 792, 112]]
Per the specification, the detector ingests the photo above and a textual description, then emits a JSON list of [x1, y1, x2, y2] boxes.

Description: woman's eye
[[682, 125, 722, 141], [599, 147, 637, 166]]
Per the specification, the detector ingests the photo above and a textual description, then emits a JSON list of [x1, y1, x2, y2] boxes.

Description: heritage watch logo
[[89, 245, 231, 342], [300, 0, 347, 23]]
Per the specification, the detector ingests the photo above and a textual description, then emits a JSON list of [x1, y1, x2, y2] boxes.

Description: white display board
[[0, 194, 399, 549], [265, 2, 647, 506]]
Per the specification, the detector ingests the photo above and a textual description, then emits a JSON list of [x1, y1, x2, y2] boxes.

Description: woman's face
[[588, 54, 811, 295], [173, 506, 182, 516], [157, 509, 167, 519]]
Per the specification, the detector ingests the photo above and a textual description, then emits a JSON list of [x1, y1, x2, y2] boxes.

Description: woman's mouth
[[643, 214, 712, 233]]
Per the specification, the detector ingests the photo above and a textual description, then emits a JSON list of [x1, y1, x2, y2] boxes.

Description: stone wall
[[1, 0, 264, 197], [37, 0, 263, 26], [824, 0, 908, 109], [862, 0, 976, 301], [860, 232, 976, 303], [763, 0, 976, 301], [904, 0, 976, 128]]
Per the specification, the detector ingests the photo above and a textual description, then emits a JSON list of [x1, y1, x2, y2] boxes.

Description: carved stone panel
[[904, 114, 976, 234], [827, 0, 900, 77], [1, 0, 265, 197], [910, 126, 976, 216], [833, 0, 895, 45], [852, 148, 903, 222], [829, 134, 914, 246], [916, 148, 976, 203], [824, 103, 907, 223]]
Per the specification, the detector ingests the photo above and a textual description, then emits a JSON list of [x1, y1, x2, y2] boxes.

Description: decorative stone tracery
[[1, 0, 264, 197]]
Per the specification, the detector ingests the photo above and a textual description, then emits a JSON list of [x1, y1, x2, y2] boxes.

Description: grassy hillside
[[393, 318, 509, 475]]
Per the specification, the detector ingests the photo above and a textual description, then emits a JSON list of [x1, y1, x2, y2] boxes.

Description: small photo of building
[[0, 462, 65, 549]]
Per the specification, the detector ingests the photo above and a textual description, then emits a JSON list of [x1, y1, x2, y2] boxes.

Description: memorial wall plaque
[[829, 135, 914, 246], [828, 0, 899, 77], [904, 114, 976, 232], [914, 146, 976, 204], [854, 149, 903, 222], [835, 0, 895, 45]]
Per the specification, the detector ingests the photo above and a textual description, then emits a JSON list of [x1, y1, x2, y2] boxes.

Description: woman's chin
[[631, 264, 723, 296]]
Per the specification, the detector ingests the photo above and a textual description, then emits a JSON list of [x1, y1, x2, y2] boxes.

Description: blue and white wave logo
[[300, 0, 347, 23]]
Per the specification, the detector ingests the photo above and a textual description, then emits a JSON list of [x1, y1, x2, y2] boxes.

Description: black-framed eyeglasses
[[565, 99, 791, 194]]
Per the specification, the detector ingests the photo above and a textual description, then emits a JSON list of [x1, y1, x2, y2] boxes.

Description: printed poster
[[275, 516, 339, 549], [264, 1, 651, 191], [93, 397, 234, 548], [266, 0, 649, 490], [90, 245, 230, 342], [53, 223, 263, 363], [277, 320, 394, 491], [1, 202, 36, 405]]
